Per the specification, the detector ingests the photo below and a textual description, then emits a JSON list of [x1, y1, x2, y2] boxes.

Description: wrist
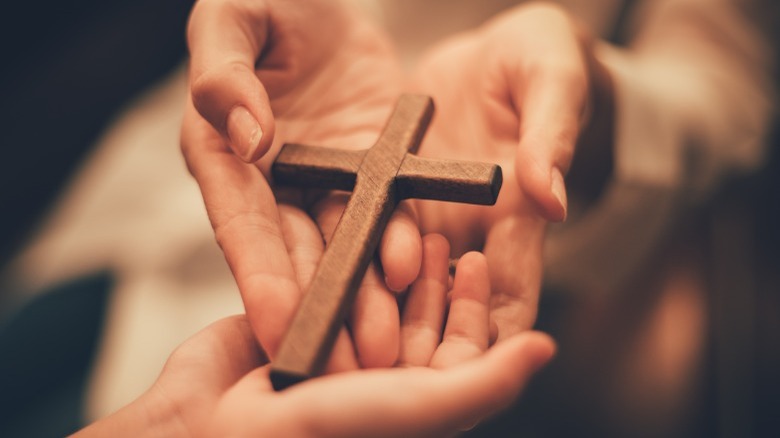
[[71, 387, 190, 438]]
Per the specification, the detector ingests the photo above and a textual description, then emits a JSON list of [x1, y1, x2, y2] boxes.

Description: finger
[[277, 205, 325, 293], [503, 10, 589, 221], [379, 202, 423, 292], [349, 265, 401, 368], [397, 234, 450, 367], [181, 101, 298, 358], [187, 0, 275, 162], [431, 251, 491, 368], [286, 331, 556, 438], [312, 194, 400, 368], [514, 67, 584, 221], [277, 205, 360, 372], [483, 216, 546, 343]]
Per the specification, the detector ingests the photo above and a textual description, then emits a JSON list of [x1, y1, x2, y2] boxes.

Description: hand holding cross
[[269, 94, 502, 390]]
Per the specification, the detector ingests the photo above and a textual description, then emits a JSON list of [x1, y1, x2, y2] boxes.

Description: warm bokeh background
[[0, 1, 778, 437]]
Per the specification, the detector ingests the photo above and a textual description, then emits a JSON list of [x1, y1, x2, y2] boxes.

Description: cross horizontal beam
[[269, 94, 502, 390]]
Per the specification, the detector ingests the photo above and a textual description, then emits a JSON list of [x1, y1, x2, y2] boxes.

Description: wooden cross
[[269, 94, 502, 390]]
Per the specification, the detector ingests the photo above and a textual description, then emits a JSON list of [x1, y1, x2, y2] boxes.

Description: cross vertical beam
[[269, 95, 502, 390]]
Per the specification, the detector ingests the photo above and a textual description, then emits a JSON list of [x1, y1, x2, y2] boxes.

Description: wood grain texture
[[273, 145, 364, 192], [269, 94, 502, 390], [396, 154, 502, 204]]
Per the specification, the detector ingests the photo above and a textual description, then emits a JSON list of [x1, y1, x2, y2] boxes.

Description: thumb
[[514, 140, 570, 222], [501, 17, 589, 222], [512, 66, 584, 222], [187, 0, 276, 162]]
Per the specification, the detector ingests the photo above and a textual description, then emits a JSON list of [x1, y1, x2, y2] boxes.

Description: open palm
[[182, 0, 418, 371], [409, 4, 597, 340], [137, 239, 553, 438]]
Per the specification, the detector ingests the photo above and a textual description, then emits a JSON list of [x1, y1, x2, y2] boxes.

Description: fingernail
[[227, 106, 263, 162], [385, 275, 407, 293], [550, 167, 568, 221], [529, 338, 557, 374]]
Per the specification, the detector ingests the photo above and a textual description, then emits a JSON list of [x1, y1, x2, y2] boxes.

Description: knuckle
[[533, 60, 587, 90], [190, 61, 252, 126], [191, 61, 246, 102], [213, 211, 283, 253], [522, 1, 570, 22]]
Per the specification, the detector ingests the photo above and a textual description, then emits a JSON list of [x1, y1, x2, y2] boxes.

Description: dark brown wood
[[269, 94, 502, 390], [273, 145, 365, 192], [396, 154, 502, 204]]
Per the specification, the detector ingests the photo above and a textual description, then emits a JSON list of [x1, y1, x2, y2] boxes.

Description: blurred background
[[0, 1, 778, 437], [0, 1, 201, 435]]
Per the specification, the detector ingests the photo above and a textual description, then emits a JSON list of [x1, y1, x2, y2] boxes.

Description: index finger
[[181, 99, 297, 358], [494, 4, 589, 221], [187, 0, 275, 161], [430, 251, 491, 368]]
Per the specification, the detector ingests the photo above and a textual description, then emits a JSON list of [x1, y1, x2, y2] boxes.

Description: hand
[[409, 3, 614, 340], [181, 0, 423, 369], [73, 235, 556, 437]]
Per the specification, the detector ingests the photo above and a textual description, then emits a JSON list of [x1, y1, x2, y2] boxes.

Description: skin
[[181, 0, 612, 366], [409, 3, 613, 339], [73, 235, 556, 437], [181, 0, 415, 370]]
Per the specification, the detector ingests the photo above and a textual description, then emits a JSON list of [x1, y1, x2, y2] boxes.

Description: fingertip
[[190, 61, 276, 162], [451, 251, 490, 296], [457, 251, 488, 272], [510, 331, 557, 373], [243, 95, 276, 162], [380, 206, 422, 293], [383, 253, 420, 293], [227, 106, 264, 161], [549, 167, 568, 221], [479, 332, 556, 406], [385, 274, 411, 294], [513, 155, 567, 222], [227, 96, 276, 163]]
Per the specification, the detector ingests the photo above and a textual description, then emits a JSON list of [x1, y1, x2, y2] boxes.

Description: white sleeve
[[544, 0, 775, 296]]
